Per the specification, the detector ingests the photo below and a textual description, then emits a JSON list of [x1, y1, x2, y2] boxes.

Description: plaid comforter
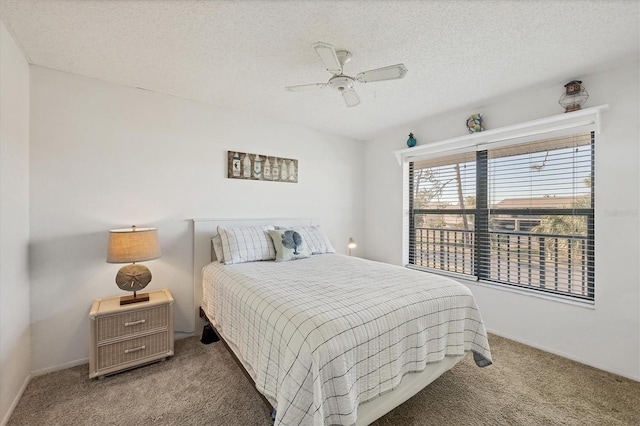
[[202, 254, 491, 425]]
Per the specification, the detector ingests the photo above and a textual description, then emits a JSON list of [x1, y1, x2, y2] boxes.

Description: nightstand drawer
[[97, 331, 169, 370], [90, 289, 174, 378], [97, 305, 168, 342]]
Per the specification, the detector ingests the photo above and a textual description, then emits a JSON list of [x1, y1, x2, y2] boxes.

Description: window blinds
[[409, 132, 594, 300], [409, 152, 477, 276], [483, 132, 594, 299]]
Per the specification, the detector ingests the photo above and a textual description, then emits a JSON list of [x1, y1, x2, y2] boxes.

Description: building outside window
[[409, 132, 594, 301]]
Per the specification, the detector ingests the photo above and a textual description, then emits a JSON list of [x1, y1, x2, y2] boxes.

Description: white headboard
[[192, 218, 318, 329]]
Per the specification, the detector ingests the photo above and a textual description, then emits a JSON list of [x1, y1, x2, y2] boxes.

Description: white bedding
[[202, 254, 492, 426]]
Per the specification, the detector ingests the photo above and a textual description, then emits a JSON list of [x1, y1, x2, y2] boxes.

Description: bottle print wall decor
[[271, 158, 279, 181], [242, 154, 251, 178], [264, 157, 271, 180], [253, 155, 262, 179], [288, 159, 296, 181], [227, 151, 297, 183], [232, 152, 241, 177], [280, 159, 288, 181]]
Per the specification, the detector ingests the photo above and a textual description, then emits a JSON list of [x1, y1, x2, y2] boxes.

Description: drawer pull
[[124, 345, 146, 354], [124, 319, 146, 327]]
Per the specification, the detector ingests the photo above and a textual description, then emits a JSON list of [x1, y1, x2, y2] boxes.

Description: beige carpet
[[7, 334, 640, 425]]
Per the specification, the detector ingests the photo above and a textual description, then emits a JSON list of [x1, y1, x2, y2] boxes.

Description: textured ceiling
[[1, 0, 638, 141]]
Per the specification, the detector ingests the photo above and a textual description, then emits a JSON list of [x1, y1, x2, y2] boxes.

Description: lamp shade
[[107, 226, 161, 263], [347, 238, 357, 250]]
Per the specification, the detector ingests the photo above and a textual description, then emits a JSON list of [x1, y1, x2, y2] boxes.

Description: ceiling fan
[[285, 42, 408, 107]]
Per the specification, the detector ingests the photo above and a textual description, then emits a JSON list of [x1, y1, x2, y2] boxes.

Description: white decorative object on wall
[[227, 151, 298, 183]]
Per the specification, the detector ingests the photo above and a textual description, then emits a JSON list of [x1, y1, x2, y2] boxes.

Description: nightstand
[[89, 288, 174, 378]]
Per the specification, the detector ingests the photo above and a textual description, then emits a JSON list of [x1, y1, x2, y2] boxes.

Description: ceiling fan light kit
[[286, 41, 408, 107], [328, 76, 354, 91]]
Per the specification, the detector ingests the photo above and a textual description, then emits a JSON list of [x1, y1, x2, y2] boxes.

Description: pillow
[[276, 225, 335, 254], [211, 234, 224, 263], [218, 225, 276, 265], [267, 229, 311, 262]]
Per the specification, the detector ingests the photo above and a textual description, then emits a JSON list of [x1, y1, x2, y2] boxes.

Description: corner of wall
[[0, 374, 31, 426], [0, 19, 31, 424]]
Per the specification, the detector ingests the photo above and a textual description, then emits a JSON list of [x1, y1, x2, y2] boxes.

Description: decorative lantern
[[406, 133, 416, 147], [466, 113, 484, 134], [559, 80, 589, 113]]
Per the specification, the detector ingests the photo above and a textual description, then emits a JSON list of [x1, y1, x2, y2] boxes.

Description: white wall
[[363, 60, 640, 380], [0, 21, 31, 424], [29, 66, 364, 372], [15, 27, 640, 389]]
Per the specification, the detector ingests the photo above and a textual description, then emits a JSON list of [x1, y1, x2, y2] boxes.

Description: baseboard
[[3, 333, 193, 423], [30, 332, 196, 376], [1, 373, 31, 426], [30, 357, 88, 377], [174, 331, 196, 341], [486, 328, 640, 382]]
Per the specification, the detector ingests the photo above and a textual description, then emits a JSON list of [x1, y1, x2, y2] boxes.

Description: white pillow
[[211, 234, 224, 263], [218, 225, 276, 265], [276, 225, 335, 254], [268, 229, 311, 262]]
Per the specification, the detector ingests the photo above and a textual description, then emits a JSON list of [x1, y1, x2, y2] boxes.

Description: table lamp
[[107, 226, 161, 305], [347, 237, 357, 256]]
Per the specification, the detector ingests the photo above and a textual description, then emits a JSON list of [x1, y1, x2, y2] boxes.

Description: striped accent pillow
[[218, 225, 276, 265]]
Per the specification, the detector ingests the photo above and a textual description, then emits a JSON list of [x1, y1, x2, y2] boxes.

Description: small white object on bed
[[193, 219, 492, 426]]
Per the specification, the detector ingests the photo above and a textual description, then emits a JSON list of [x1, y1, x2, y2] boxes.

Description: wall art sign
[[227, 151, 298, 183]]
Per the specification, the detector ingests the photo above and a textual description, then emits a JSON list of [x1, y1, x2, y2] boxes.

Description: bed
[[192, 218, 491, 426]]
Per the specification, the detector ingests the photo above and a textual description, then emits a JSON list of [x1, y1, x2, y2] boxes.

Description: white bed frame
[[192, 218, 465, 425]]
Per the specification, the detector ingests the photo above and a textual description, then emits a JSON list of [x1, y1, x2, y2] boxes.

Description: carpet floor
[[7, 334, 640, 425]]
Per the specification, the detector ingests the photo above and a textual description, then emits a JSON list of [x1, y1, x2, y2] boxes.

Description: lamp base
[[120, 293, 150, 305]]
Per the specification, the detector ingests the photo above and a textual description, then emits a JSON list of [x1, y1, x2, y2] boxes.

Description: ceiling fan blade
[[312, 42, 342, 74], [356, 64, 408, 83], [285, 83, 327, 92], [342, 89, 360, 107]]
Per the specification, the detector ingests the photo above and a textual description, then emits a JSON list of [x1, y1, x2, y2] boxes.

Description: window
[[409, 132, 594, 301]]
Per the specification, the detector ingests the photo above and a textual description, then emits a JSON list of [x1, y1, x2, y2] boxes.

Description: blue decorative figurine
[[407, 132, 416, 147]]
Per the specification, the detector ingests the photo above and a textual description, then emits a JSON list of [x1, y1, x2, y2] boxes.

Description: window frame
[[402, 110, 608, 303]]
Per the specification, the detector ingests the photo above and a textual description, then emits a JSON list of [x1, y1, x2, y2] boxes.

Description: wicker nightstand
[[89, 288, 174, 378]]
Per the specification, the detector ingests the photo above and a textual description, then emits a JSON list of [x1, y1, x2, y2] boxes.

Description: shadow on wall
[[28, 220, 194, 321], [28, 230, 107, 285]]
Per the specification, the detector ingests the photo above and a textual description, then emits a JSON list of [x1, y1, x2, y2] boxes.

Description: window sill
[[464, 277, 595, 309], [406, 265, 595, 309]]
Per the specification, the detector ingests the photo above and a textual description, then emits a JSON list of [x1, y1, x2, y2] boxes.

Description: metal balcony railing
[[411, 227, 593, 299], [412, 228, 475, 275]]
